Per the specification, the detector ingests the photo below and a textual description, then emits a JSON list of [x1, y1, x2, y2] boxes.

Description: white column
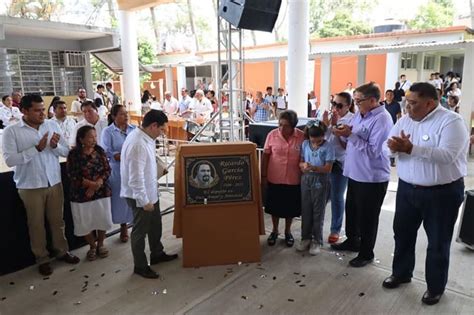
[[434, 54, 441, 72], [158, 78, 164, 103], [84, 52, 94, 97], [320, 55, 332, 111], [385, 52, 400, 91], [273, 60, 280, 90], [287, 0, 309, 118], [118, 10, 141, 112], [416, 52, 425, 82], [357, 55, 367, 87], [177, 66, 187, 95], [459, 42, 474, 132], [165, 67, 174, 95]]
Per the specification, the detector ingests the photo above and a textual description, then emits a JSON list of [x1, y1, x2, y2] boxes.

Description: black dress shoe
[[382, 275, 411, 289], [285, 233, 295, 247], [134, 266, 159, 279], [422, 291, 443, 305], [349, 256, 373, 268], [331, 240, 360, 252], [150, 253, 178, 265], [267, 232, 278, 246], [38, 263, 53, 276]]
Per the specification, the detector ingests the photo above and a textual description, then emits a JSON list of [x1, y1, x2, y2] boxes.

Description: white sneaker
[[309, 241, 321, 255], [296, 239, 311, 252]]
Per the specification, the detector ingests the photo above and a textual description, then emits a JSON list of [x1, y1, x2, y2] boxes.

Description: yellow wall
[[42, 95, 77, 113]]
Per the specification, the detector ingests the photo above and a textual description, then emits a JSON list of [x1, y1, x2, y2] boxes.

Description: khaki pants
[[18, 183, 68, 264]]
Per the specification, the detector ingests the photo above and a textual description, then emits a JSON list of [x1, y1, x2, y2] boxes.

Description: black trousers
[[392, 178, 464, 295], [345, 179, 388, 259]]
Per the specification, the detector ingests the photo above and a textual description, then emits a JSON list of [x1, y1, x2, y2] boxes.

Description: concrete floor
[[1, 159, 474, 314]]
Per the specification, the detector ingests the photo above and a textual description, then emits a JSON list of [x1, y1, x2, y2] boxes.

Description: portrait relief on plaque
[[184, 155, 253, 205]]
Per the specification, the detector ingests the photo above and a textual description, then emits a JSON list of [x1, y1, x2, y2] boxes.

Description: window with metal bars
[[0, 49, 85, 97]]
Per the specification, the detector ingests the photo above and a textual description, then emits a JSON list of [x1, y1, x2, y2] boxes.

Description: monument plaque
[[184, 155, 252, 205]]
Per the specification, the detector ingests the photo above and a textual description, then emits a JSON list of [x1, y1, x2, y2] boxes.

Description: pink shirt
[[264, 128, 305, 185]]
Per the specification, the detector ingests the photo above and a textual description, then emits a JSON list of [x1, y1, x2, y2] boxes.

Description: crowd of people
[[261, 81, 468, 306], [2, 91, 177, 280], [0, 71, 469, 304]]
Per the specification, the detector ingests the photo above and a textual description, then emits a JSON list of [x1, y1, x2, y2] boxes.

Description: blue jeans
[[329, 172, 348, 234]]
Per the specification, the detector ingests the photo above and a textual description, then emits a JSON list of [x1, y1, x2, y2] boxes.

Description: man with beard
[[192, 163, 214, 188]]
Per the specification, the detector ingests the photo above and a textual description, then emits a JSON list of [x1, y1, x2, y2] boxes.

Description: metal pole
[[228, 23, 235, 142]]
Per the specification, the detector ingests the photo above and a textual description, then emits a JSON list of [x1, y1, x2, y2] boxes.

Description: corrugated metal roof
[[309, 40, 472, 57]]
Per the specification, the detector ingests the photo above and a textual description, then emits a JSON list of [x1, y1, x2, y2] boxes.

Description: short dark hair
[[304, 120, 327, 139], [20, 94, 43, 111], [75, 125, 95, 148], [400, 74, 406, 78], [105, 82, 112, 88], [53, 100, 66, 110], [94, 97, 103, 107], [2, 95, 9, 102], [81, 100, 98, 111], [266, 86, 272, 91], [142, 109, 168, 128], [409, 82, 438, 101], [108, 104, 125, 125], [335, 92, 352, 106], [278, 109, 298, 128], [385, 89, 394, 94], [355, 82, 381, 102], [448, 95, 459, 104], [97, 84, 104, 90]]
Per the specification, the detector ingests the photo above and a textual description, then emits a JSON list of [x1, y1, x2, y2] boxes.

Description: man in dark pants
[[383, 82, 467, 305], [120, 110, 178, 279], [332, 82, 393, 267]]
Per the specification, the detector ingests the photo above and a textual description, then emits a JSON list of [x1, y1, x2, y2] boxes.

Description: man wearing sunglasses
[[331, 82, 393, 268]]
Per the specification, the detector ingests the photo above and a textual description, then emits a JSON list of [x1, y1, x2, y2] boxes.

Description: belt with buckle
[[407, 178, 463, 189]]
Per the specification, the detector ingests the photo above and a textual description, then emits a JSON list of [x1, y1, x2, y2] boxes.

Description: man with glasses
[[383, 82, 467, 305], [331, 82, 393, 268]]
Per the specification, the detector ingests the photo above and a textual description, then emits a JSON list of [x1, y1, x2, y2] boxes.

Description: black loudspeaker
[[457, 190, 474, 249], [249, 118, 312, 148], [219, 0, 282, 32]]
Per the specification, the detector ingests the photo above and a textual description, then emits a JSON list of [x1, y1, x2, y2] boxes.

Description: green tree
[[309, 0, 374, 37], [91, 56, 115, 82], [318, 11, 371, 38], [408, 0, 454, 30], [138, 39, 156, 86], [7, 0, 63, 20]]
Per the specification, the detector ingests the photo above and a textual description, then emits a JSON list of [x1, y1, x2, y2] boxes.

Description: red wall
[[314, 54, 387, 101], [244, 61, 274, 95]]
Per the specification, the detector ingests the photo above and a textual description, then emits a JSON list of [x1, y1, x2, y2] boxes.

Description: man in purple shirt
[[331, 82, 393, 268]]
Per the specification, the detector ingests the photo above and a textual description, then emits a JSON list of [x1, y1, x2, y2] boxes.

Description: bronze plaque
[[184, 155, 253, 205]]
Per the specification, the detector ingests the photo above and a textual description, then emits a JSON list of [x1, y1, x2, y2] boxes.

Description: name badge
[[422, 135, 430, 141]]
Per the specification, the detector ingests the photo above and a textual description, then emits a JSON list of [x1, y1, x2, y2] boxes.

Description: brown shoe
[[120, 225, 129, 243], [38, 263, 53, 276], [57, 252, 80, 264]]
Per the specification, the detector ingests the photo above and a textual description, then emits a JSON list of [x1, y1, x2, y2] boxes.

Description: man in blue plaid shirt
[[251, 91, 271, 122]]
